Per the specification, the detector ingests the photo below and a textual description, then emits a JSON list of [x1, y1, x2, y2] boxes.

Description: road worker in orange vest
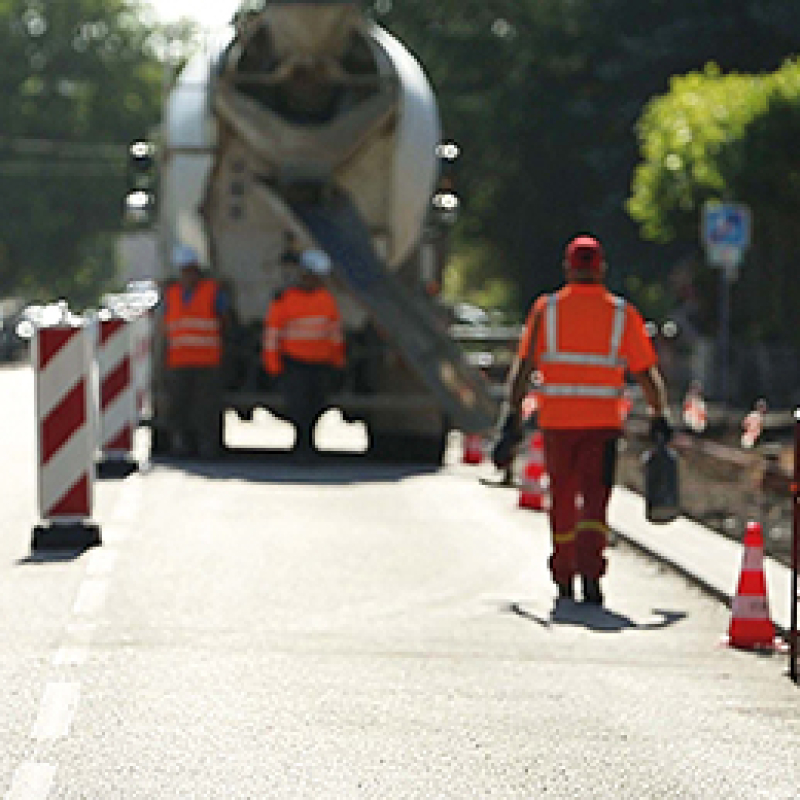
[[262, 249, 345, 458], [162, 244, 233, 458], [493, 235, 671, 605]]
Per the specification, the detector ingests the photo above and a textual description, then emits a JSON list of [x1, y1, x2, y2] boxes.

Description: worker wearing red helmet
[[494, 235, 671, 604]]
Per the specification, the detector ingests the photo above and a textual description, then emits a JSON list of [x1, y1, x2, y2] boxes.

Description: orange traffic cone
[[462, 433, 484, 465], [518, 431, 550, 511], [722, 521, 786, 651]]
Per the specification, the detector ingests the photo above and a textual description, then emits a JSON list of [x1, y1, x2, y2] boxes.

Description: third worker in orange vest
[[493, 235, 671, 605], [162, 244, 232, 458], [262, 249, 345, 458]]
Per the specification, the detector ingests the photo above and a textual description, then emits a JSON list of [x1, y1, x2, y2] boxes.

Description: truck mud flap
[[293, 194, 497, 433]]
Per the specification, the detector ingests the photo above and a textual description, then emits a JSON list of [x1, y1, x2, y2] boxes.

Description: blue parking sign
[[702, 202, 751, 250]]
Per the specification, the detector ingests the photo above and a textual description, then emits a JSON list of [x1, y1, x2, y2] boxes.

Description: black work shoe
[[556, 581, 574, 600], [581, 576, 603, 605]]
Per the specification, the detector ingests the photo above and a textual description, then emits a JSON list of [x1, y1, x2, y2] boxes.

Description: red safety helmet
[[565, 235, 604, 271]]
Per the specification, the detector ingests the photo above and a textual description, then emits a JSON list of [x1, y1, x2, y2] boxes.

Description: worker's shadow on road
[[506, 601, 686, 632]]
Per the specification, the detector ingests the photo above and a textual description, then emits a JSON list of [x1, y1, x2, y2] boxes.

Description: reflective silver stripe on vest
[[538, 384, 624, 398], [540, 294, 627, 368]]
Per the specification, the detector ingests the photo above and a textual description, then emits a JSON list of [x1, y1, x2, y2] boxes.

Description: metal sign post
[[701, 202, 751, 405], [716, 250, 740, 406]]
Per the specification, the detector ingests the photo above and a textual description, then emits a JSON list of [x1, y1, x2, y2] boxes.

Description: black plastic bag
[[642, 441, 680, 524]]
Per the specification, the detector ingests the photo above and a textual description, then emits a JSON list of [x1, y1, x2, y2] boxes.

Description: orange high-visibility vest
[[164, 280, 222, 368], [262, 287, 345, 376], [519, 284, 656, 429]]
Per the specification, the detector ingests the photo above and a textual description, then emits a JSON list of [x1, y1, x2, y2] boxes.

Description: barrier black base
[[32, 522, 102, 552], [96, 457, 138, 480]]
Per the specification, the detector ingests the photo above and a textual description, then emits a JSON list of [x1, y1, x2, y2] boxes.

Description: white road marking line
[[52, 621, 97, 667], [51, 646, 89, 667], [8, 449, 144, 798], [8, 458, 142, 795], [71, 578, 108, 617], [5, 762, 56, 800], [111, 478, 142, 522], [64, 621, 97, 644], [98, 526, 128, 545], [53, 621, 97, 668], [85, 548, 118, 577], [31, 683, 80, 741]]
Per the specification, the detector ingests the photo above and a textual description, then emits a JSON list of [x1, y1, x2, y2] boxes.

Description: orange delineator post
[[518, 430, 550, 511], [462, 433, 484, 465]]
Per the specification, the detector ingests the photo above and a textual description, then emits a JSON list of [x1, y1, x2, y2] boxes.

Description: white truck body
[[152, 1, 496, 460]]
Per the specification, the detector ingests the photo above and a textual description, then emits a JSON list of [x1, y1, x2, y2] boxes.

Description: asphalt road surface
[[1, 363, 797, 799]]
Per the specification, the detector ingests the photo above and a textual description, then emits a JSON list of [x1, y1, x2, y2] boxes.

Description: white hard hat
[[172, 244, 200, 270], [299, 249, 332, 276]]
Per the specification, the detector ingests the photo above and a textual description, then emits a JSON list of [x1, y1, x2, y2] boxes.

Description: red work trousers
[[541, 428, 620, 584]]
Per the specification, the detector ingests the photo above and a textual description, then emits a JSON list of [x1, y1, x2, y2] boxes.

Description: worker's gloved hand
[[649, 415, 673, 444], [491, 406, 523, 469]]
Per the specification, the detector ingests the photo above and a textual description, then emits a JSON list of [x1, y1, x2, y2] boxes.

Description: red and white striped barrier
[[97, 316, 137, 470], [131, 311, 153, 422], [33, 322, 100, 549]]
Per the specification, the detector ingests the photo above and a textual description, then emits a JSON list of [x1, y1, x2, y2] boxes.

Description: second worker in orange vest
[[262, 249, 345, 458], [494, 235, 671, 605]]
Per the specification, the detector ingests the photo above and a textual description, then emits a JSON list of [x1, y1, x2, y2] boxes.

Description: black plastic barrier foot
[[32, 522, 102, 552], [96, 458, 138, 480]]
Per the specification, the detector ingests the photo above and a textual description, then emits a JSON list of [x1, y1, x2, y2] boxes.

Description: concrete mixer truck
[[144, 0, 497, 462]]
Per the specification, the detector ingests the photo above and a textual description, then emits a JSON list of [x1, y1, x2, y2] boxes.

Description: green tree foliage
[[628, 66, 768, 243], [0, 0, 180, 305], [372, 0, 800, 319], [628, 60, 800, 344]]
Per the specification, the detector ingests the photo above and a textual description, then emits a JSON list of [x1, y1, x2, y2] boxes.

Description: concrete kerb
[[608, 487, 792, 638]]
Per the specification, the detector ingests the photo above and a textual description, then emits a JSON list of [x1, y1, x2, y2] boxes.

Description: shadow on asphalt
[[506, 601, 687, 632], [147, 448, 440, 485], [17, 544, 98, 566], [17, 522, 102, 566]]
